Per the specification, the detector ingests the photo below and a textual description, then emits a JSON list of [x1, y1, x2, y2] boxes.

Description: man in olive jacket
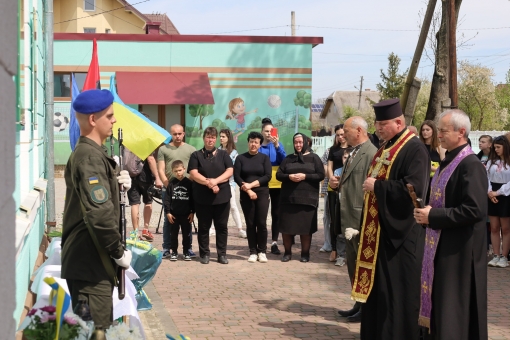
[[330, 116, 377, 322], [62, 89, 132, 327]]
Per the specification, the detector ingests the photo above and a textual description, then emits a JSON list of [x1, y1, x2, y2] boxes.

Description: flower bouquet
[[105, 323, 143, 340], [23, 305, 86, 340]]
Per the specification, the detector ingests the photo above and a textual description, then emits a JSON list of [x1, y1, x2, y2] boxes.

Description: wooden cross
[[370, 152, 391, 178]]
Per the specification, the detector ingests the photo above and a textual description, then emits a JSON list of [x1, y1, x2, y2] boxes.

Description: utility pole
[[400, 0, 437, 113], [291, 11, 296, 36], [448, 0, 458, 108], [44, 0, 56, 231], [357, 76, 363, 110]]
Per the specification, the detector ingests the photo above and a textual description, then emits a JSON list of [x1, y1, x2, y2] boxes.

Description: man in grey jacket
[[330, 116, 377, 323]]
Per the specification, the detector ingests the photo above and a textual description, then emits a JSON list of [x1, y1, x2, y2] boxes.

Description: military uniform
[[62, 136, 122, 327]]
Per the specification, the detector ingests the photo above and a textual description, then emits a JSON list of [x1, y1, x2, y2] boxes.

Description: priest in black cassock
[[352, 98, 430, 340], [414, 109, 487, 340]]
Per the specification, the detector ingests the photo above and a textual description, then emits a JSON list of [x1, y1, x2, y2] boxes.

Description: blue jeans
[[322, 193, 332, 251], [162, 190, 193, 251]]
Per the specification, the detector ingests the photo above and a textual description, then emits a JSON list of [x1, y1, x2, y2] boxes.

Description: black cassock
[[361, 130, 430, 340], [425, 144, 488, 340]]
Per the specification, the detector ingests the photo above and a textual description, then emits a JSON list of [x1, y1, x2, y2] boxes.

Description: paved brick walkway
[[54, 178, 510, 339]]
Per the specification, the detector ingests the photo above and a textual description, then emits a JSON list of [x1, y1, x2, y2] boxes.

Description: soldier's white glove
[[117, 170, 132, 190], [345, 228, 360, 240], [113, 249, 132, 269]]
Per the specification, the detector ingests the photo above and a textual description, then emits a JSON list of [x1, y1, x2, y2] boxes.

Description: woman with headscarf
[[276, 133, 325, 262]]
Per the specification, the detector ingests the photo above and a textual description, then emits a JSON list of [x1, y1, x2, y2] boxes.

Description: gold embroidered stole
[[351, 129, 415, 302]]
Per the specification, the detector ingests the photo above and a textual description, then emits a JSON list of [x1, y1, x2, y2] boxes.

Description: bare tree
[[417, 0, 481, 121]]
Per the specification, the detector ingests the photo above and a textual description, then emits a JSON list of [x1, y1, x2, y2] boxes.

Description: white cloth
[[486, 160, 510, 196], [344, 228, 360, 241], [25, 237, 145, 337]]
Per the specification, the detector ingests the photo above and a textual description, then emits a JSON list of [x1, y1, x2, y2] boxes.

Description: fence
[[310, 131, 509, 157]]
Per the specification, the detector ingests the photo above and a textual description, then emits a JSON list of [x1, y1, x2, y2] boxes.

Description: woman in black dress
[[188, 127, 234, 265], [234, 131, 272, 263], [419, 120, 445, 203], [276, 133, 325, 262]]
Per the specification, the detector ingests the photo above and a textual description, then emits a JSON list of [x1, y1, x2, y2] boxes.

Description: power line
[[299, 24, 510, 32], [209, 25, 288, 35]]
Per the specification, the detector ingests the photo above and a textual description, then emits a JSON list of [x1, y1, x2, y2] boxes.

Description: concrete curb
[[138, 280, 180, 340]]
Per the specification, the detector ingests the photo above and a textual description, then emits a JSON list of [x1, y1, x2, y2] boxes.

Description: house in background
[[319, 89, 380, 128], [53, 0, 178, 35]]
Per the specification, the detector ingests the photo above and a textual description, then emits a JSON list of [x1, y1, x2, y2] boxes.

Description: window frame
[[54, 72, 88, 102], [84, 0, 95, 11], [83, 27, 96, 34]]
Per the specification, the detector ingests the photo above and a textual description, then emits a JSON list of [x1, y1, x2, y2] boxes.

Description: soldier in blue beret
[[61, 89, 132, 327]]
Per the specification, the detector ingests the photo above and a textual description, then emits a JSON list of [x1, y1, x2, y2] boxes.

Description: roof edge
[[54, 33, 324, 45]]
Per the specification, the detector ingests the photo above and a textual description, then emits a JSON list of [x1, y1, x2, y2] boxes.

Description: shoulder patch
[[90, 185, 109, 204], [89, 176, 99, 184]]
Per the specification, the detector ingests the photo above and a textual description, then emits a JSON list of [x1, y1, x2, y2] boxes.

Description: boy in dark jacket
[[164, 160, 195, 261]]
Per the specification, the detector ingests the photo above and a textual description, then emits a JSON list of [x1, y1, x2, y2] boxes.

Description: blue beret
[[73, 89, 114, 114]]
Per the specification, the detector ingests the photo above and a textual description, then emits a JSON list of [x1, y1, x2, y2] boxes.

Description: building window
[[84, 0, 95, 11], [105, 28, 111, 34], [54, 73, 87, 100], [84, 27, 96, 33]]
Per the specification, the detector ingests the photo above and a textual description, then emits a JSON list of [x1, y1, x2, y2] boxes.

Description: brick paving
[[54, 178, 510, 339]]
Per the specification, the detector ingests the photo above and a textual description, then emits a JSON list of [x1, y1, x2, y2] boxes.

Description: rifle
[[117, 128, 126, 300]]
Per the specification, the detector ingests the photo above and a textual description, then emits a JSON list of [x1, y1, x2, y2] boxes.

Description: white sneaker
[[238, 230, 247, 238], [258, 253, 268, 263], [488, 256, 499, 267], [496, 256, 508, 268], [335, 256, 345, 267], [209, 227, 216, 236], [248, 254, 258, 263]]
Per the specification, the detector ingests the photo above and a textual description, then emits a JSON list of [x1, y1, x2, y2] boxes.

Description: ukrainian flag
[[109, 76, 171, 160], [43, 277, 71, 340]]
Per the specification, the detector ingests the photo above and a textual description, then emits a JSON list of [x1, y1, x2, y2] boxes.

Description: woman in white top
[[212, 129, 246, 238], [487, 136, 510, 268]]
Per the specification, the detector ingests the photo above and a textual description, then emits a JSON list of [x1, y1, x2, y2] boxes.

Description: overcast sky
[[135, 0, 510, 100]]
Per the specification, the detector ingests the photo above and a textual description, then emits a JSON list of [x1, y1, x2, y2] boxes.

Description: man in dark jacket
[[62, 89, 132, 327]]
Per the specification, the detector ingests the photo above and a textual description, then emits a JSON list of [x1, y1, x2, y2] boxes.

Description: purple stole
[[419, 145, 474, 330]]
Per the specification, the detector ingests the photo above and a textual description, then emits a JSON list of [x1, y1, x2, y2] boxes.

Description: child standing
[[164, 160, 195, 261]]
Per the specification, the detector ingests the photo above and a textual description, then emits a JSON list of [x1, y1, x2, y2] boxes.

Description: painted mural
[[186, 89, 312, 154]]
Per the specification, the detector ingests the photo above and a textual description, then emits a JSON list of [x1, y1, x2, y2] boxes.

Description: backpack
[[123, 148, 144, 177]]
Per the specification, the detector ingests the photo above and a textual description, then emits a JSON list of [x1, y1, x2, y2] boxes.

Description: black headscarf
[[293, 133, 310, 163]]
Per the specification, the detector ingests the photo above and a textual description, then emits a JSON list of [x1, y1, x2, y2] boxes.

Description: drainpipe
[[43, 0, 55, 231]]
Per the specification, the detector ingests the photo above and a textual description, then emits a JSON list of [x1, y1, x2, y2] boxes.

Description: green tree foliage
[[411, 80, 432, 126], [342, 106, 358, 121], [376, 52, 408, 101], [211, 118, 227, 130], [189, 104, 214, 130], [297, 114, 312, 130], [496, 69, 510, 130], [458, 61, 508, 130], [248, 116, 262, 129], [294, 90, 312, 109]]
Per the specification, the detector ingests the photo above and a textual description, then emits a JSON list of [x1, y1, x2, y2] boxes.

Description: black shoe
[[218, 255, 229, 264], [300, 256, 310, 263], [346, 309, 362, 323], [281, 254, 292, 262], [271, 244, 281, 255], [183, 253, 191, 261], [338, 304, 361, 317], [200, 255, 210, 264], [170, 252, 178, 261]]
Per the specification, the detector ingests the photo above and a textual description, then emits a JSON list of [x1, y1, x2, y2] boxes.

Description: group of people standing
[[61, 87, 496, 339], [162, 118, 326, 264]]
